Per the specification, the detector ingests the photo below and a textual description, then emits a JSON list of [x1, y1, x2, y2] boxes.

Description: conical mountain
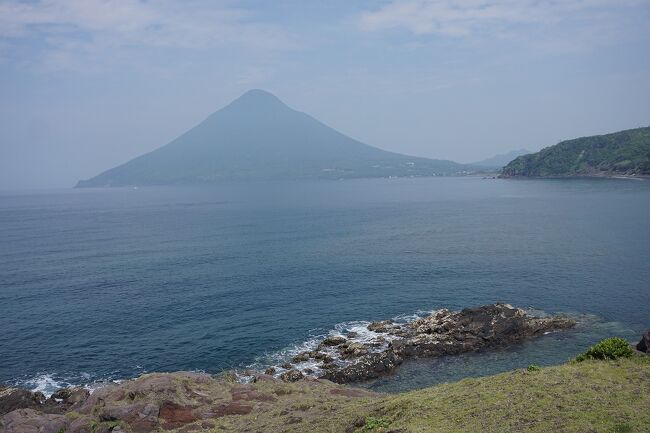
[[77, 90, 466, 187]]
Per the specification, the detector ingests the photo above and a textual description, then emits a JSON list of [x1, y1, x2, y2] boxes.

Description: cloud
[[359, 0, 649, 36], [0, 0, 296, 70]]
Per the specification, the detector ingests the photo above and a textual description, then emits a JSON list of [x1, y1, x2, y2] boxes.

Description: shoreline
[[2, 305, 647, 432], [498, 172, 650, 180], [6, 304, 580, 396], [2, 354, 649, 433]]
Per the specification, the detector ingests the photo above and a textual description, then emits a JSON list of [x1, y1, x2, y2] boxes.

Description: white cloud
[[0, 0, 296, 69], [359, 0, 649, 36]]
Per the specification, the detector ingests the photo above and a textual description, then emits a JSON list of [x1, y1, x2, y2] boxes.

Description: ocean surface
[[1, 177, 649, 394]]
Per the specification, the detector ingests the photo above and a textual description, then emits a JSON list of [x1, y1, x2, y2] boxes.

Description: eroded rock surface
[[0, 372, 379, 433], [275, 303, 576, 383]]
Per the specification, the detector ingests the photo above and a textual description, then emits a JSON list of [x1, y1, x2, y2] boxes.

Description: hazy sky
[[1, 0, 650, 188]]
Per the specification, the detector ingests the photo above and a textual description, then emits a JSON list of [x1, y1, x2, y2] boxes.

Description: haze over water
[[1, 177, 649, 393]]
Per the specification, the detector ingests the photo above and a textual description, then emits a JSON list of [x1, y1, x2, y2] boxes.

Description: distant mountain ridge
[[501, 127, 650, 178], [77, 90, 471, 187], [471, 149, 531, 169]]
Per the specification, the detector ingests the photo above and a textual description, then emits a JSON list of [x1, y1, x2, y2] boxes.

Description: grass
[[198, 356, 650, 433], [366, 356, 650, 433]]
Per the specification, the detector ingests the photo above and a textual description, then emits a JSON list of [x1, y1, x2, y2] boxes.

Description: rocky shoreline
[[264, 303, 576, 383], [0, 303, 579, 433]]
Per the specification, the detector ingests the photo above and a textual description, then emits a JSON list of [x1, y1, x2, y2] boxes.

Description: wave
[[8, 367, 147, 397], [244, 308, 439, 380]]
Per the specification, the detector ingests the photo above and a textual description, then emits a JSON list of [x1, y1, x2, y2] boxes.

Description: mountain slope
[[471, 149, 531, 169], [77, 90, 468, 187], [501, 127, 650, 177]]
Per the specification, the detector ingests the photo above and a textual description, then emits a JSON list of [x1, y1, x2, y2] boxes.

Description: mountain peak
[[241, 89, 279, 99], [76, 90, 469, 187], [227, 89, 286, 111]]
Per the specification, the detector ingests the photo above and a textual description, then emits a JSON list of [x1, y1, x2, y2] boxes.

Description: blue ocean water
[[1, 177, 649, 394]]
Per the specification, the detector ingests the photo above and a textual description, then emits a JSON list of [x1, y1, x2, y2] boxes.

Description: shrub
[[527, 364, 541, 372], [575, 338, 633, 362], [360, 417, 389, 432]]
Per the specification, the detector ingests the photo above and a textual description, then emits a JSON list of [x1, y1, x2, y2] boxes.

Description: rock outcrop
[[636, 329, 650, 353], [1, 372, 378, 433], [276, 303, 576, 383]]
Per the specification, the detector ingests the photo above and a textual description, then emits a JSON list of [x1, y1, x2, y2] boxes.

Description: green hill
[[501, 127, 650, 178], [76, 90, 470, 187]]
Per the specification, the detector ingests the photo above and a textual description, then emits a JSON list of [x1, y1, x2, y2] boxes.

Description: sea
[[1, 177, 649, 395]]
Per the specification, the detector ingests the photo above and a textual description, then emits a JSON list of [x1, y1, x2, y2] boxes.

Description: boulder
[[321, 336, 347, 346], [1, 408, 67, 433], [311, 352, 334, 362], [0, 388, 45, 416], [367, 320, 393, 333], [291, 352, 310, 363], [339, 342, 369, 359], [637, 329, 650, 353], [49, 387, 89, 406], [279, 370, 304, 382]]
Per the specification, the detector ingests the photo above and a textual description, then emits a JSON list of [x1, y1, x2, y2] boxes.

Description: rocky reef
[[273, 303, 576, 383]]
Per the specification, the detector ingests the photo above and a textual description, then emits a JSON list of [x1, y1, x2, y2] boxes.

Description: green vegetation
[[358, 416, 390, 432], [526, 364, 541, 372], [364, 356, 650, 433], [575, 337, 634, 362], [204, 355, 650, 433], [502, 127, 650, 177]]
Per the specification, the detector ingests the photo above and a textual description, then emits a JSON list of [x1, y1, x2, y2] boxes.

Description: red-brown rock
[[159, 401, 198, 429]]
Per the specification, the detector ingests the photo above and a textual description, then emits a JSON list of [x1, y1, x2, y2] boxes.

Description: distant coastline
[[501, 127, 650, 179]]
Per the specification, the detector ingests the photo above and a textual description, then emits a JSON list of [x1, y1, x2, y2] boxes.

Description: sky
[[1, 0, 650, 189]]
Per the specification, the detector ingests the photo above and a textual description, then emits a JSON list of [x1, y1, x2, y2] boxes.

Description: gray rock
[[321, 336, 347, 346], [319, 303, 576, 383], [637, 329, 650, 353], [279, 370, 304, 382], [1, 408, 67, 433], [0, 388, 45, 416]]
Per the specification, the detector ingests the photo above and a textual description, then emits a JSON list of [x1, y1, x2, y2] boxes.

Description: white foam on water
[[248, 308, 442, 379], [12, 365, 150, 397], [24, 374, 66, 397]]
